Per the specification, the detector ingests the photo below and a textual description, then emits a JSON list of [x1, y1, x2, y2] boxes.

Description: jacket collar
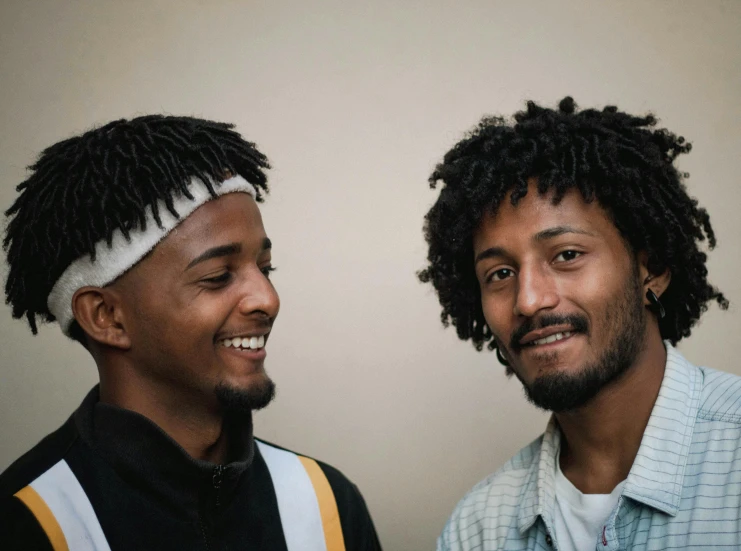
[[517, 344, 702, 533], [74, 387, 255, 516]]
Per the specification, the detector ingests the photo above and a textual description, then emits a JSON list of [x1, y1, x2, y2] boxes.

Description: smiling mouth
[[219, 336, 266, 350], [523, 331, 574, 347]]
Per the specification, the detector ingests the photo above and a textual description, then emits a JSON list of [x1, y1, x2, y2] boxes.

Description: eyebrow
[[474, 246, 507, 265], [185, 238, 272, 270], [474, 226, 594, 265], [534, 225, 595, 241]]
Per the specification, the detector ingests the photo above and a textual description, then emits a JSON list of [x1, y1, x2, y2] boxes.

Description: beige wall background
[[1, 1, 739, 549]]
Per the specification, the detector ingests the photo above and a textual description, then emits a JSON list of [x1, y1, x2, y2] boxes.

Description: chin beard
[[214, 378, 276, 415], [523, 338, 641, 412], [517, 272, 647, 413]]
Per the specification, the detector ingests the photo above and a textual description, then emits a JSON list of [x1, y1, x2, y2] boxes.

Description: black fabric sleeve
[[319, 462, 383, 551], [0, 496, 55, 551], [0, 415, 78, 551]]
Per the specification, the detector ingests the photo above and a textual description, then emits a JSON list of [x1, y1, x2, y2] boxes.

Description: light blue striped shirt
[[439, 345, 741, 550]]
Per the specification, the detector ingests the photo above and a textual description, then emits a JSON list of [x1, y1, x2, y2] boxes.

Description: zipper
[[200, 464, 225, 551], [212, 464, 224, 509], [199, 514, 212, 551]]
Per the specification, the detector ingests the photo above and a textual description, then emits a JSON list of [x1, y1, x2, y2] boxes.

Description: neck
[[555, 329, 666, 494], [98, 365, 230, 464]]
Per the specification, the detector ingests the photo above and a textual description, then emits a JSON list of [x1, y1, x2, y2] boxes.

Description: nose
[[237, 267, 280, 319], [513, 263, 559, 318]]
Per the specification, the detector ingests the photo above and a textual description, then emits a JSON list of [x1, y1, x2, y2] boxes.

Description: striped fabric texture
[[15, 460, 110, 551], [256, 441, 346, 551], [439, 345, 741, 550], [14, 442, 346, 551]]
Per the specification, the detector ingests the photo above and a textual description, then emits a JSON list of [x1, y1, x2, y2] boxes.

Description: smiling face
[[473, 183, 649, 412], [112, 192, 280, 414]]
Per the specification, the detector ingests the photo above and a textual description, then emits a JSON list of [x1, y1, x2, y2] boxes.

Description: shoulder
[[255, 438, 383, 550], [253, 438, 367, 506], [439, 436, 543, 550], [451, 435, 542, 519], [0, 415, 78, 498], [697, 365, 741, 423], [314, 459, 383, 550], [0, 417, 77, 551]]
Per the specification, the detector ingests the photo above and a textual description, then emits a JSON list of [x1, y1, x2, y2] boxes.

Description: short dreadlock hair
[[419, 97, 728, 351], [4, 115, 270, 342]]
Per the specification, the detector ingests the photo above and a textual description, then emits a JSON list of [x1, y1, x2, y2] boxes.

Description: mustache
[[220, 315, 274, 339], [510, 313, 589, 351]]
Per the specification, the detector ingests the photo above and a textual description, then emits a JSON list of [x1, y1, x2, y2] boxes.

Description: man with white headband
[[0, 115, 382, 551]]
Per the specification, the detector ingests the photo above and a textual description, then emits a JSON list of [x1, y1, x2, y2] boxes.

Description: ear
[[636, 251, 671, 305], [71, 286, 132, 350]]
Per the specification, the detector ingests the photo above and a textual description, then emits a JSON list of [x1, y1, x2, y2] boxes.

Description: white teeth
[[220, 336, 267, 349], [531, 331, 572, 346]]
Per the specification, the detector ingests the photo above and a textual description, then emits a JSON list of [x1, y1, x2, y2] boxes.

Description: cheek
[[178, 293, 236, 334], [124, 299, 165, 346], [481, 295, 511, 339], [561, 265, 632, 334], [131, 300, 218, 348]]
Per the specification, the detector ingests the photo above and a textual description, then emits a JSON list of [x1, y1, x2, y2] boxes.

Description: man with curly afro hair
[[421, 98, 735, 550]]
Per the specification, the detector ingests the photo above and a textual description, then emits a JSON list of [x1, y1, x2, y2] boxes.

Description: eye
[[202, 272, 232, 286], [261, 265, 276, 279], [488, 268, 515, 282], [554, 250, 582, 262]]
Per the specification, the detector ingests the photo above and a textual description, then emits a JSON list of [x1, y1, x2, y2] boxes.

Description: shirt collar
[[517, 415, 560, 533], [622, 344, 701, 515], [517, 343, 702, 533]]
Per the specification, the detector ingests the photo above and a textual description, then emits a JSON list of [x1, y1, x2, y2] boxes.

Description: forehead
[[473, 185, 619, 250], [152, 192, 266, 263]]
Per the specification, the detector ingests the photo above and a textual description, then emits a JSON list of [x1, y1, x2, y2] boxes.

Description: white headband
[[48, 175, 256, 336]]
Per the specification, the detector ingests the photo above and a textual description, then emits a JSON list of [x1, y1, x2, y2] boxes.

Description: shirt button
[[545, 534, 553, 546]]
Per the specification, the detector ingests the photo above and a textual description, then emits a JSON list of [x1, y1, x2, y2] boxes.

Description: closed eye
[[261, 266, 276, 279], [202, 272, 232, 285]]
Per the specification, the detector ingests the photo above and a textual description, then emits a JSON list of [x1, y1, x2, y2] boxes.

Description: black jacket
[[0, 388, 382, 550]]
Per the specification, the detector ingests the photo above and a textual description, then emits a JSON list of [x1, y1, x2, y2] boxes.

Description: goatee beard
[[214, 378, 276, 416]]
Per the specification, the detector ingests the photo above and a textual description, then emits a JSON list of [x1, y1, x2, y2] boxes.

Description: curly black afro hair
[[419, 97, 728, 351], [4, 115, 270, 340]]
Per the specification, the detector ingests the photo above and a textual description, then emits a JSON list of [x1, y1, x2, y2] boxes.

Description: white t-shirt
[[553, 454, 626, 551]]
